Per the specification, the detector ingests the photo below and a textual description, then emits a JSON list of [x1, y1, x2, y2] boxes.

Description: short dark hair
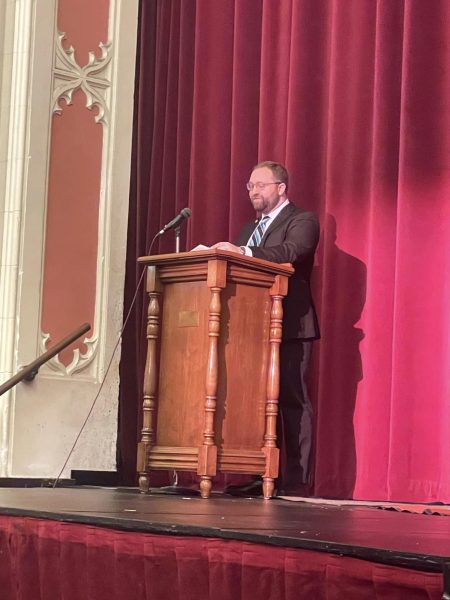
[[252, 161, 289, 191]]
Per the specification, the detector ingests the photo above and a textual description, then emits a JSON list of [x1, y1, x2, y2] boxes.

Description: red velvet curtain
[[119, 0, 450, 503], [0, 516, 443, 599]]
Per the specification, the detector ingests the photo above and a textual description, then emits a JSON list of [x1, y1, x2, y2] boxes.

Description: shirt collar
[[262, 198, 290, 223]]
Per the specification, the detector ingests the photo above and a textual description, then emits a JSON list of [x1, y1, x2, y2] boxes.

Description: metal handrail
[[0, 322, 91, 396]]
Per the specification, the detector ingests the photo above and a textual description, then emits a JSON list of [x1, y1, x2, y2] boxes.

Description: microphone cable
[[52, 230, 162, 488]]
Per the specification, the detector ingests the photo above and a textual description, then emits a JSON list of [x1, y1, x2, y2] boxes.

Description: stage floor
[[0, 486, 449, 576]]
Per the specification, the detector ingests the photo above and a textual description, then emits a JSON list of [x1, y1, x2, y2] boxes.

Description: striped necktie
[[249, 216, 270, 247]]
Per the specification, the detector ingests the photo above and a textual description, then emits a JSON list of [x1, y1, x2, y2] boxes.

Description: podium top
[[138, 248, 294, 276]]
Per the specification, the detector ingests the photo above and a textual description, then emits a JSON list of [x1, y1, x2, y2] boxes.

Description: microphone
[[158, 208, 192, 235]]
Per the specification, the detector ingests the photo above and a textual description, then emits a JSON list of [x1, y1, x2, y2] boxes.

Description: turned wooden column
[[198, 259, 227, 498], [137, 267, 162, 493], [262, 274, 288, 499]]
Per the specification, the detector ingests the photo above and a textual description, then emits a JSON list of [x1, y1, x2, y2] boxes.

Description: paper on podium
[[191, 244, 210, 251]]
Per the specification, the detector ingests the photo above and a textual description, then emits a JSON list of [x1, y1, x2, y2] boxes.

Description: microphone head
[[181, 207, 192, 218]]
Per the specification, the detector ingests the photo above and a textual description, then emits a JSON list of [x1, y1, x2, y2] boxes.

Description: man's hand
[[211, 242, 242, 253]]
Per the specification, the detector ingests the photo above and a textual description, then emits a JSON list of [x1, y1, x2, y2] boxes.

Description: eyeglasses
[[246, 181, 283, 191]]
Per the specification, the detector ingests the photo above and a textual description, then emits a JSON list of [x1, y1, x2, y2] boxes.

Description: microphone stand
[[174, 225, 181, 253]]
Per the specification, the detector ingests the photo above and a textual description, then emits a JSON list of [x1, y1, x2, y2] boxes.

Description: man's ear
[[278, 183, 286, 196]]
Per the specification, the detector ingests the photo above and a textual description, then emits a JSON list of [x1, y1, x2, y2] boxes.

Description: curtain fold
[[119, 0, 450, 502], [0, 516, 443, 600]]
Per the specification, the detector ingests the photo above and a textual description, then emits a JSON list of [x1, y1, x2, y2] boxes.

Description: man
[[212, 161, 320, 496]]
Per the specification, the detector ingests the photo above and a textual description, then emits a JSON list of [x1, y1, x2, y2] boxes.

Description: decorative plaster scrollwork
[[40, 331, 99, 376], [53, 32, 112, 124]]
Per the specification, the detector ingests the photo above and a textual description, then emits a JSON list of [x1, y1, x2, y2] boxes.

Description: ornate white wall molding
[[39, 331, 99, 376], [52, 32, 112, 125], [4, 0, 139, 478], [42, 22, 118, 379]]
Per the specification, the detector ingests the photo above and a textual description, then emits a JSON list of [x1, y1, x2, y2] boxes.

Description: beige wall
[[0, 0, 139, 478]]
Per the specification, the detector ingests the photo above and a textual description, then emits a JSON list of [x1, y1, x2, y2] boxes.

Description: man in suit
[[212, 161, 320, 496]]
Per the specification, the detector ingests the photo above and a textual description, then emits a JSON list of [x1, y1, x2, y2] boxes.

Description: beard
[[251, 196, 266, 211]]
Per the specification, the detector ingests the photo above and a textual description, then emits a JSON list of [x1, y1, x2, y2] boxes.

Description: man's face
[[248, 167, 285, 215]]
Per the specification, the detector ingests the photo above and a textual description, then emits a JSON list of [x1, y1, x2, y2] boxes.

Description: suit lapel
[[236, 220, 258, 246], [260, 203, 297, 246]]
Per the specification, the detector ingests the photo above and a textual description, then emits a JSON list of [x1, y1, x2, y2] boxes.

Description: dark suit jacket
[[235, 203, 320, 340]]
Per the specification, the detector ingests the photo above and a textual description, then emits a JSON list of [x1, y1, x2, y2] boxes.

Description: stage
[[0, 486, 448, 599]]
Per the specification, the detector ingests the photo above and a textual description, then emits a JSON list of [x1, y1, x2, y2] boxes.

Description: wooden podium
[[136, 249, 293, 499]]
